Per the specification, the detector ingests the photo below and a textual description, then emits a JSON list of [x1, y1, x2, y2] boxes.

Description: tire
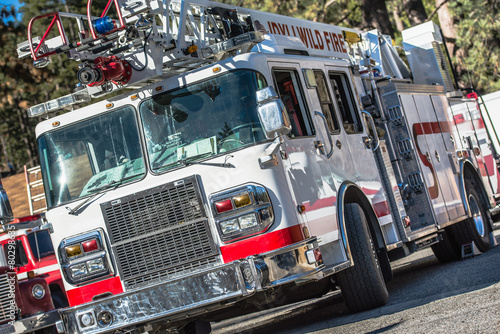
[[335, 203, 389, 313], [452, 179, 492, 253], [431, 228, 461, 263], [377, 246, 393, 283]]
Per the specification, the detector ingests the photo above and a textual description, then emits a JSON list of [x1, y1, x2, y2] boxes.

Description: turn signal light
[[65, 244, 82, 258], [233, 193, 251, 208]]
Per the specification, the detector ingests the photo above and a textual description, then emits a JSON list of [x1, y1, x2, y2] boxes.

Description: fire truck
[[16, 0, 499, 333], [0, 180, 66, 333]]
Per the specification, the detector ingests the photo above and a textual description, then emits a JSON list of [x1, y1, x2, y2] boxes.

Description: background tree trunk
[[361, 0, 394, 37], [435, 0, 465, 85], [403, 0, 427, 25], [392, 6, 404, 32]]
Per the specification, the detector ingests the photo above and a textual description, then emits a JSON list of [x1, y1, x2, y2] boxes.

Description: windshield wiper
[[66, 175, 138, 215], [183, 154, 235, 168], [164, 153, 234, 168]]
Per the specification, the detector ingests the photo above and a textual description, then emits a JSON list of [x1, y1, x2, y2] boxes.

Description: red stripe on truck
[[67, 276, 123, 307], [220, 224, 305, 263]]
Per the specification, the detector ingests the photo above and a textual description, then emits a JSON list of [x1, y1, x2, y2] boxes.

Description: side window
[[28, 230, 55, 260], [313, 70, 340, 133], [329, 72, 363, 134], [3, 241, 28, 267], [273, 69, 314, 137]]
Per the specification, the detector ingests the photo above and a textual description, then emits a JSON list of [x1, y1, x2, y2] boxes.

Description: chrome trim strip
[[0, 310, 61, 333]]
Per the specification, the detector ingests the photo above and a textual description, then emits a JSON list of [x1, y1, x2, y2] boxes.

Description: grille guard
[[57, 238, 323, 333]]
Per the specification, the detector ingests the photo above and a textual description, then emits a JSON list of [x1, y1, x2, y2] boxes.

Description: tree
[[0, 4, 39, 171], [403, 0, 428, 25], [360, 0, 394, 37], [448, 0, 500, 93]]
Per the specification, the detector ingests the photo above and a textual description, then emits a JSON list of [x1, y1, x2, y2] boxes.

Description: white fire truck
[[16, 0, 499, 333]]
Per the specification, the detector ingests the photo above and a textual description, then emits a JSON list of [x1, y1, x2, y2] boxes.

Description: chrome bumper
[[58, 238, 323, 334], [0, 310, 60, 334]]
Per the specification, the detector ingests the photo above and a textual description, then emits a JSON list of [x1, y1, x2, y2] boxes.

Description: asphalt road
[[212, 227, 500, 334]]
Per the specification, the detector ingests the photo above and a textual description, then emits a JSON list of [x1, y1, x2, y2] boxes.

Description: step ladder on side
[[24, 165, 47, 215]]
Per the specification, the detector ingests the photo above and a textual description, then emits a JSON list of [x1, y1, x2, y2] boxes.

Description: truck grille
[[102, 176, 220, 289], [0, 273, 16, 324]]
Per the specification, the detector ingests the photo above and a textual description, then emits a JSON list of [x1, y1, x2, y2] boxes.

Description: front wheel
[[452, 179, 492, 253], [335, 203, 388, 313]]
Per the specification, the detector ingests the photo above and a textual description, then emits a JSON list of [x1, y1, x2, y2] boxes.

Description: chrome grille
[[0, 273, 16, 324], [102, 176, 220, 289]]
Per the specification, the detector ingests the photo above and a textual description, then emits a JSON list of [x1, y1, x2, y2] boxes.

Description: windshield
[[38, 106, 146, 208], [140, 70, 268, 172]]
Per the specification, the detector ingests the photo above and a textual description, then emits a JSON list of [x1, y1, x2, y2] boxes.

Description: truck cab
[[0, 179, 67, 333]]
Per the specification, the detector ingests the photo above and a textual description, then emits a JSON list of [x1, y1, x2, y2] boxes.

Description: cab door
[[268, 62, 343, 247], [324, 65, 399, 244]]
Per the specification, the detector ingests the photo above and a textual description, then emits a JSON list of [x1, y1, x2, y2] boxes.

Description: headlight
[[210, 185, 274, 243], [59, 229, 113, 285], [220, 219, 240, 234], [238, 213, 258, 229], [87, 258, 106, 273], [32, 284, 46, 299], [70, 263, 88, 277]]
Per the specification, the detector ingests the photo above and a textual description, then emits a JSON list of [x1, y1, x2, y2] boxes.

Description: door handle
[[314, 111, 333, 158], [361, 110, 379, 151]]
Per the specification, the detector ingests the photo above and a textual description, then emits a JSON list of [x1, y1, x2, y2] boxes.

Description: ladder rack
[[17, 0, 262, 99]]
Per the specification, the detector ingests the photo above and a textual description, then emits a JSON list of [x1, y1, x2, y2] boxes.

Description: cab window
[[273, 69, 314, 137], [28, 230, 55, 260], [313, 70, 340, 133], [329, 72, 363, 134]]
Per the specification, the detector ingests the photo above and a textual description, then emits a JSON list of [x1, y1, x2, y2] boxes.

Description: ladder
[[24, 165, 47, 215], [16, 0, 264, 98]]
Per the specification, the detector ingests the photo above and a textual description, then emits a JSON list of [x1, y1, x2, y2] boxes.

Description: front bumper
[[0, 310, 60, 334], [58, 238, 323, 334]]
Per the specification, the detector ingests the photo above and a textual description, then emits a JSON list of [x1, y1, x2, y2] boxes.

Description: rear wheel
[[431, 228, 461, 263], [452, 179, 492, 253], [335, 203, 388, 313]]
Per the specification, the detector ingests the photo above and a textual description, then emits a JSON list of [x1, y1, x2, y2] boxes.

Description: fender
[[337, 181, 387, 256], [459, 159, 495, 231]]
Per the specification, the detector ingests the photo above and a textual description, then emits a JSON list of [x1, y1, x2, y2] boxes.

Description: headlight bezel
[[32, 283, 46, 299], [59, 229, 114, 285]]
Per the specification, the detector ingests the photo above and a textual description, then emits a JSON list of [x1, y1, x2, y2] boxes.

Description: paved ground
[[212, 227, 500, 334]]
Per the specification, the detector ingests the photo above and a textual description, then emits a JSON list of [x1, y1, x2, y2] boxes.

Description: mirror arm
[[265, 136, 284, 156]]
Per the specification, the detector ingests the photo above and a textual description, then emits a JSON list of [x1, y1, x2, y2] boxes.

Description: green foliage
[[449, 0, 500, 93], [1, 0, 499, 171]]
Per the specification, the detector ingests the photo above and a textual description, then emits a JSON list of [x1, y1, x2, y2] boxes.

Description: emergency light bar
[[28, 90, 91, 118]]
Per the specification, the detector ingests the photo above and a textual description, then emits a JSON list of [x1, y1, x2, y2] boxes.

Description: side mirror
[[0, 182, 14, 225], [256, 87, 291, 139]]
